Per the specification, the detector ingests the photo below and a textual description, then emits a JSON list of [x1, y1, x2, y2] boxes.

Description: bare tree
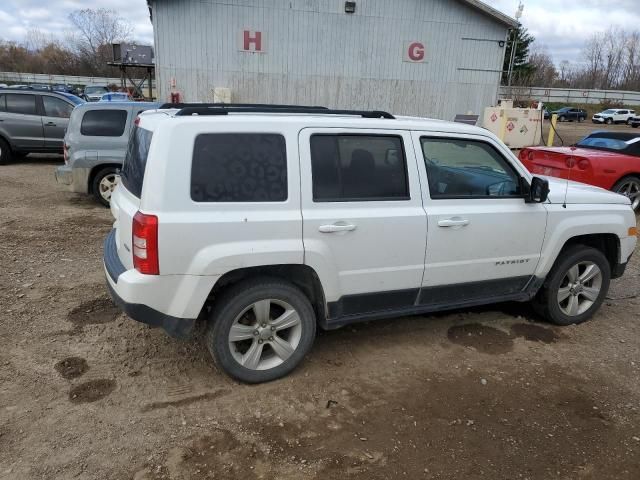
[[526, 48, 557, 86], [67, 8, 132, 75], [582, 32, 605, 88]]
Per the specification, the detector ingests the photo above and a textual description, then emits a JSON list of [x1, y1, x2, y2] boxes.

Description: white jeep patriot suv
[[104, 105, 637, 383]]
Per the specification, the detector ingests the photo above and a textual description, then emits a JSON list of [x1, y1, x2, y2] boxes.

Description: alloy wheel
[[228, 299, 302, 371], [615, 179, 640, 211], [557, 261, 603, 316], [98, 174, 118, 202]]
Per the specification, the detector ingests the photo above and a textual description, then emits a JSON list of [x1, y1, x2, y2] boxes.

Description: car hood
[[542, 175, 631, 206]]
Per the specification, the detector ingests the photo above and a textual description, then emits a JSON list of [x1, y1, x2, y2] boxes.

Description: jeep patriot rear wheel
[[205, 278, 316, 383]]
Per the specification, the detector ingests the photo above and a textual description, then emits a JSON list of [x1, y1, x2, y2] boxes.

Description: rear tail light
[[132, 211, 159, 275], [134, 116, 140, 126], [565, 157, 576, 169], [577, 158, 590, 170], [528, 151, 534, 161]]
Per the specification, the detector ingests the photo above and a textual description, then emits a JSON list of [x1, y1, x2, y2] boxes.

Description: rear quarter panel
[[140, 120, 304, 277]]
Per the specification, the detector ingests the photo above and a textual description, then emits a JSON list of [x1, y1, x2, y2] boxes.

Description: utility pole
[[507, 2, 524, 97]]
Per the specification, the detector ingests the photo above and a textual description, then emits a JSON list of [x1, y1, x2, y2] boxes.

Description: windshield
[[121, 127, 153, 198], [59, 93, 85, 105], [85, 86, 108, 94], [577, 136, 629, 150], [602, 109, 617, 114]]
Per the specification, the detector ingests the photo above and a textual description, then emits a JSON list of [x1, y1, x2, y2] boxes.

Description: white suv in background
[[104, 105, 637, 383], [592, 109, 636, 125]]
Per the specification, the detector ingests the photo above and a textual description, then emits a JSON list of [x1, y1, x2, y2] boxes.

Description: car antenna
[[562, 146, 577, 209]]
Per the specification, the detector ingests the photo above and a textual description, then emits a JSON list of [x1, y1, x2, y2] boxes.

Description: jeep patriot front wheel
[[534, 245, 611, 326], [206, 278, 316, 383]]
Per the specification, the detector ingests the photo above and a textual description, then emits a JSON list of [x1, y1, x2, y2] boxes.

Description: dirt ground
[[1, 142, 639, 479], [542, 119, 635, 146]]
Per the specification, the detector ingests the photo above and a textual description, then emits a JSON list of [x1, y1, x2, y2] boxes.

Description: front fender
[[536, 204, 636, 277]]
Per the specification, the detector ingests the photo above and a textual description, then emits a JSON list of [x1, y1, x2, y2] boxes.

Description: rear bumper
[[105, 279, 194, 339], [55, 165, 90, 193], [103, 230, 217, 339]]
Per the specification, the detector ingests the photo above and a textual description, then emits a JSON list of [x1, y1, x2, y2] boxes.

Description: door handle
[[438, 218, 469, 228], [45, 122, 56, 126], [318, 223, 356, 233]]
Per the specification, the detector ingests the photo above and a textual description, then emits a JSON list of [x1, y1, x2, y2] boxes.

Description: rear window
[[191, 133, 287, 202], [121, 127, 153, 198], [80, 109, 127, 136]]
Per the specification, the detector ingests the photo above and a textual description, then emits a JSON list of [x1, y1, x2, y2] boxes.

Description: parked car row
[[543, 106, 638, 126]]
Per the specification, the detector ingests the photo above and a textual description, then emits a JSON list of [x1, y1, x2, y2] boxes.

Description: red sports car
[[519, 131, 640, 212]]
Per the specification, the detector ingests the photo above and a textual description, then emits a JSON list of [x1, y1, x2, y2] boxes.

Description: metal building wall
[[151, 0, 509, 120]]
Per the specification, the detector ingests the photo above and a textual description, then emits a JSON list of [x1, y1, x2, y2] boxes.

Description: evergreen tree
[[502, 25, 535, 85]]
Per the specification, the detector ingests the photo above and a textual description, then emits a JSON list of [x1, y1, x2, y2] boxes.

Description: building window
[[191, 133, 288, 202], [310, 134, 409, 201]]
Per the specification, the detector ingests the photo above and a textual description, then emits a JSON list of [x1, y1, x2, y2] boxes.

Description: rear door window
[[310, 134, 409, 201], [120, 127, 153, 198], [191, 133, 287, 202], [80, 109, 127, 136], [6, 94, 37, 115]]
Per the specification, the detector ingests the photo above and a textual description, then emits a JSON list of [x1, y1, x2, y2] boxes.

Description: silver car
[[0, 89, 84, 164], [83, 85, 110, 102], [55, 102, 159, 206]]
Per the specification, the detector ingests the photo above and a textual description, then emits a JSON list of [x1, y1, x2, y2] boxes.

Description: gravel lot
[[1, 135, 639, 480]]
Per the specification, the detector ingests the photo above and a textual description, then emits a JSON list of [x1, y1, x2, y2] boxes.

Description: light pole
[[507, 2, 524, 97]]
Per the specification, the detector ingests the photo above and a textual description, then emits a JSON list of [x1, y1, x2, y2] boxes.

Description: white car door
[[299, 128, 427, 321], [616, 110, 627, 122], [411, 131, 547, 306]]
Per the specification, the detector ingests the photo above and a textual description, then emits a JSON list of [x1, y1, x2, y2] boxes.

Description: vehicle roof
[[0, 88, 80, 99], [136, 109, 489, 136], [75, 101, 160, 110]]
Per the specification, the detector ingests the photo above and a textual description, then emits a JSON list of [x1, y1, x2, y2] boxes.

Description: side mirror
[[527, 176, 549, 203]]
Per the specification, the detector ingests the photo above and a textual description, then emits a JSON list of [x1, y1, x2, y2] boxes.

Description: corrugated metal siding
[[152, 0, 508, 120]]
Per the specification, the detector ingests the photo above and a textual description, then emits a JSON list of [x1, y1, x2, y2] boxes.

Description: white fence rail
[[499, 86, 640, 106], [0, 71, 154, 88]]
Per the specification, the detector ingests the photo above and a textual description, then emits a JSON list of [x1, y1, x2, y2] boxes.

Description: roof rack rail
[[158, 102, 329, 110], [173, 106, 395, 119]]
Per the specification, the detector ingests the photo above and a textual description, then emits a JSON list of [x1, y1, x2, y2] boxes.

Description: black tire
[[0, 137, 13, 165], [612, 175, 640, 212], [606, 118, 613, 125], [558, 115, 566, 122], [533, 245, 611, 326], [91, 167, 119, 207], [578, 116, 585, 123], [205, 277, 316, 383], [627, 118, 633, 125]]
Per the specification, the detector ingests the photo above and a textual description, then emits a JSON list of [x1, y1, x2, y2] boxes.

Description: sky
[[0, 0, 639, 65]]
